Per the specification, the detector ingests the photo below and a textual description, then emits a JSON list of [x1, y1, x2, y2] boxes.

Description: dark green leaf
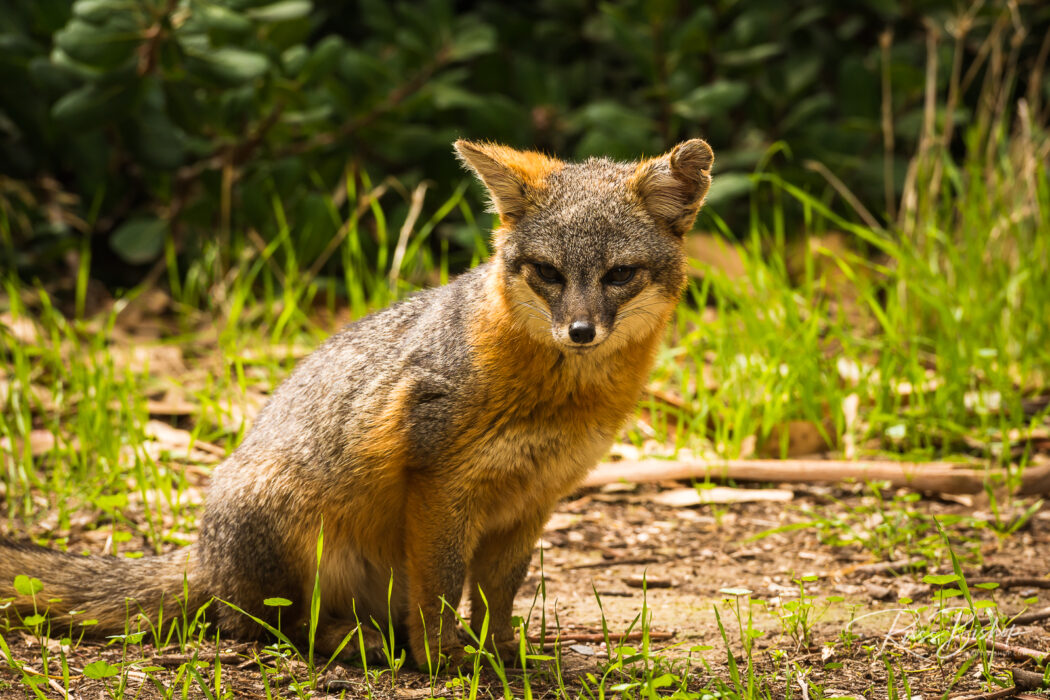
[[720, 43, 781, 66], [51, 83, 128, 130], [189, 46, 270, 85], [195, 4, 253, 34], [245, 0, 312, 23], [449, 19, 496, 61], [54, 18, 140, 69], [673, 80, 748, 120], [300, 35, 344, 84], [109, 216, 167, 264], [72, 0, 139, 24]]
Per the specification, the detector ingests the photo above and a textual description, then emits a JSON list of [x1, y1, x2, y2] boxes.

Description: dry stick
[[985, 9, 1027, 169], [795, 674, 811, 700], [1010, 607, 1050, 626], [928, 8, 971, 201], [951, 686, 1022, 700], [528, 630, 674, 645], [898, 19, 940, 236], [584, 458, 1050, 496], [802, 160, 882, 231], [306, 180, 392, 281], [961, 12, 1004, 96], [570, 556, 659, 570], [1030, 23, 1050, 123], [1018, 100, 1040, 225], [1011, 667, 1049, 690], [961, 638, 1047, 665], [388, 181, 430, 288], [46, 677, 68, 699], [879, 29, 896, 222], [246, 229, 287, 287], [151, 652, 245, 666], [968, 577, 1050, 590], [843, 556, 928, 576]]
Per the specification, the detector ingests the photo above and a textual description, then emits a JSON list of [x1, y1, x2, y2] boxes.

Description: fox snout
[[549, 280, 614, 349], [555, 316, 606, 349], [567, 320, 595, 344]]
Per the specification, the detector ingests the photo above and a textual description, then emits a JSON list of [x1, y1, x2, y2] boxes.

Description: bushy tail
[[0, 539, 208, 636]]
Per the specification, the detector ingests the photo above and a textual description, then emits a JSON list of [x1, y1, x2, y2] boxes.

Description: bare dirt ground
[[4, 481, 1049, 698]]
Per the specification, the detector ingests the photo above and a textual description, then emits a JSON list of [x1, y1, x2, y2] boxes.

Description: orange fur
[[454, 140, 564, 232]]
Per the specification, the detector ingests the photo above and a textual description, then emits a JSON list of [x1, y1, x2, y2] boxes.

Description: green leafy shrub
[[0, 0, 1047, 287]]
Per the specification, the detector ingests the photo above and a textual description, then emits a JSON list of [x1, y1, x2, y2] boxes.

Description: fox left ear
[[631, 139, 714, 237], [454, 140, 563, 223]]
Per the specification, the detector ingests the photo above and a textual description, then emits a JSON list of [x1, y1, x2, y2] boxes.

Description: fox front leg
[[467, 510, 549, 662], [403, 486, 476, 669]]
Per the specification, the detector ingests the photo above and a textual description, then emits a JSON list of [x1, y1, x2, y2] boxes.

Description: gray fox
[[1, 138, 714, 667]]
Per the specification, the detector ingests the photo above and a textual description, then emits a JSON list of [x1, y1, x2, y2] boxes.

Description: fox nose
[[568, 321, 596, 344]]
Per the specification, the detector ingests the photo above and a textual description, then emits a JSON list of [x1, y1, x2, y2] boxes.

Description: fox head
[[455, 139, 713, 355]]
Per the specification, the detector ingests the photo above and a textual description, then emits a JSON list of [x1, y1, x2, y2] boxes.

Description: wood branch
[[151, 652, 245, 666], [841, 557, 928, 577], [988, 640, 1048, 665], [968, 577, 1050, 590], [174, 103, 285, 184], [569, 556, 659, 570], [583, 459, 1050, 496], [278, 48, 450, 160], [1010, 607, 1050, 626], [527, 630, 674, 645], [950, 686, 1022, 700], [1010, 667, 1048, 690], [960, 638, 1047, 665]]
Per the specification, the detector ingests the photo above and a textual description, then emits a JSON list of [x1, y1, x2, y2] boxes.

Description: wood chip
[[651, 486, 793, 507], [623, 574, 673, 589]]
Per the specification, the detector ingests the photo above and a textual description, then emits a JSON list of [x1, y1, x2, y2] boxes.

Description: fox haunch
[[1, 138, 714, 667]]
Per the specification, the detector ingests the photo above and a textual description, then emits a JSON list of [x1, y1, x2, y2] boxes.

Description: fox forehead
[[499, 158, 675, 268]]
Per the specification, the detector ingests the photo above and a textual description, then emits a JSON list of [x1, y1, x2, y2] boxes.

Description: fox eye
[[604, 266, 637, 286], [534, 263, 563, 283]]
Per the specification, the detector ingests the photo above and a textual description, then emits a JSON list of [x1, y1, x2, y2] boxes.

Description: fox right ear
[[454, 140, 562, 222], [631, 139, 714, 237]]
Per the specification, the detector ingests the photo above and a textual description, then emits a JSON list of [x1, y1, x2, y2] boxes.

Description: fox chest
[[457, 395, 627, 529]]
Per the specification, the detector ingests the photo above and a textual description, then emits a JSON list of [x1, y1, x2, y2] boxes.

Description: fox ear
[[631, 139, 714, 236], [454, 140, 562, 222]]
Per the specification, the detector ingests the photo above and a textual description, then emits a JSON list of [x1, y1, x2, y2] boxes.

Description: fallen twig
[[1010, 607, 1050, 626], [969, 577, 1050, 590], [584, 459, 1050, 495], [839, 556, 928, 577], [951, 667, 1047, 699], [950, 686, 1022, 700], [960, 638, 1047, 665], [528, 630, 674, 645], [795, 673, 812, 700], [1011, 667, 1049, 690], [151, 652, 245, 666], [569, 556, 659, 570]]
